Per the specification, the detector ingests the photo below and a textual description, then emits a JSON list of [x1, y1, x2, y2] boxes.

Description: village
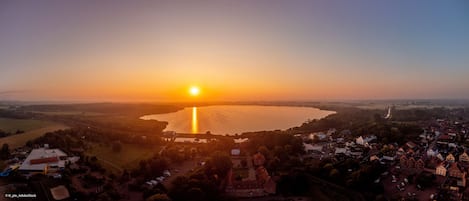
[[0, 108, 468, 201]]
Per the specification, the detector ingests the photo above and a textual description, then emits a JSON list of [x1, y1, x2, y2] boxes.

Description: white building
[[19, 148, 68, 174], [303, 143, 323, 153], [427, 148, 438, 157], [231, 149, 241, 156], [335, 148, 347, 155], [310, 132, 327, 141], [356, 136, 365, 145]]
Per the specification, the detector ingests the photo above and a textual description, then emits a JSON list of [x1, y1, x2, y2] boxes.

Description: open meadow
[[0, 124, 68, 148], [0, 117, 59, 133], [85, 142, 160, 174]]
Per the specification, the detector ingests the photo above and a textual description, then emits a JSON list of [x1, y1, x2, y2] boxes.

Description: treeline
[[20, 103, 182, 117], [392, 107, 469, 122], [291, 107, 383, 133], [0, 109, 40, 119], [28, 126, 162, 151], [290, 107, 426, 144], [307, 158, 385, 200]]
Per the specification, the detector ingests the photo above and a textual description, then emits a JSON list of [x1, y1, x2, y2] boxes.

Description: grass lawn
[[86, 143, 159, 173], [0, 124, 68, 148], [0, 117, 58, 133]]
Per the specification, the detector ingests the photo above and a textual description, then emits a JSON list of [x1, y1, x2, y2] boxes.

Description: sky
[[0, 0, 468, 102]]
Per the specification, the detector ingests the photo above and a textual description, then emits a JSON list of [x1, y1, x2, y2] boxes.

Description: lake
[[140, 105, 335, 135]]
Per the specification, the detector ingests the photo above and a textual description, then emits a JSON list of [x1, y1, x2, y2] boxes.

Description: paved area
[[162, 157, 200, 189]]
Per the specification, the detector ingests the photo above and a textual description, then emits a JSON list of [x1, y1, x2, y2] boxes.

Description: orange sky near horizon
[[1, 1, 468, 102]]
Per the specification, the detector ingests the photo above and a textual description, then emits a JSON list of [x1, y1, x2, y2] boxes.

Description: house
[[427, 148, 438, 157], [397, 148, 405, 156], [448, 163, 467, 187], [356, 136, 365, 145], [327, 128, 337, 136], [340, 130, 352, 136], [231, 149, 241, 156], [364, 135, 377, 143], [370, 155, 379, 162], [234, 138, 248, 143], [335, 137, 344, 143], [335, 148, 347, 155], [435, 164, 447, 176], [415, 159, 425, 170], [255, 166, 270, 183], [446, 153, 456, 163], [19, 148, 68, 174], [436, 153, 444, 161], [407, 157, 416, 168], [449, 163, 466, 179], [303, 143, 323, 153], [400, 155, 408, 167], [405, 141, 418, 150], [353, 135, 376, 146], [460, 152, 469, 163], [310, 132, 327, 141]]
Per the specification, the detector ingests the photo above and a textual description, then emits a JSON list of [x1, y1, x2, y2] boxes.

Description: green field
[[0, 117, 58, 133], [0, 124, 69, 148], [31, 111, 103, 116], [86, 143, 159, 173]]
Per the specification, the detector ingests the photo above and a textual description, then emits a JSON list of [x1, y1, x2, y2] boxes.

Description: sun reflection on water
[[191, 107, 198, 133]]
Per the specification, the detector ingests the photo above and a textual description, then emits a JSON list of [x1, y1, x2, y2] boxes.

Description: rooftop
[[19, 148, 67, 171]]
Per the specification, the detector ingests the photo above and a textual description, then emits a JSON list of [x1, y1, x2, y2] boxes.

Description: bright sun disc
[[189, 86, 200, 96]]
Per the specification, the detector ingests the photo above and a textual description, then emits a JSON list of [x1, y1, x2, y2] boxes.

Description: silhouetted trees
[[146, 194, 171, 201], [112, 141, 122, 152], [0, 143, 10, 160]]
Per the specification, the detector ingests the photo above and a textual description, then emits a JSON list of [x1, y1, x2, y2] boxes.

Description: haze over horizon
[[1, 0, 468, 102]]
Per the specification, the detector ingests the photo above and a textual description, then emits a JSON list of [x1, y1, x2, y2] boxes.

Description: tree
[[148, 158, 169, 177], [206, 151, 232, 178], [240, 158, 248, 168], [187, 188, 205, 201], [112, 141, 122, 152], [146, 193, 171, 201], [258, 146, 270, 159], [0, 143, 10, 160]]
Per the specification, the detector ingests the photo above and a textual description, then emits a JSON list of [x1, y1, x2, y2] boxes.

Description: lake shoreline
[[140, 104, 336, 135]]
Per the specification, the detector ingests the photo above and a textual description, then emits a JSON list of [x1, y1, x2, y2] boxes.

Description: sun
[[189, 86, 200, 96]]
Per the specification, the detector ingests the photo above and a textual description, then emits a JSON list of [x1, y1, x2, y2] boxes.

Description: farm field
[[0, 117, 59, 133], [85, 142, 160, 174], [0, 124, 68, 148], [31, 111, 103, 116]]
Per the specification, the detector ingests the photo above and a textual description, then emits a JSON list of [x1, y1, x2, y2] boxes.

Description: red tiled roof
[[439, 135, 451, 140], [30, 157, 58, 165]]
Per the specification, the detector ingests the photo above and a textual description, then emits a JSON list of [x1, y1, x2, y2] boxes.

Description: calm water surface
[[141, 105, 334, 135]]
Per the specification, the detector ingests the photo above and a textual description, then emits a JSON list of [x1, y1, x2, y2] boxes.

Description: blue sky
[[0, 0, 468, 101]]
